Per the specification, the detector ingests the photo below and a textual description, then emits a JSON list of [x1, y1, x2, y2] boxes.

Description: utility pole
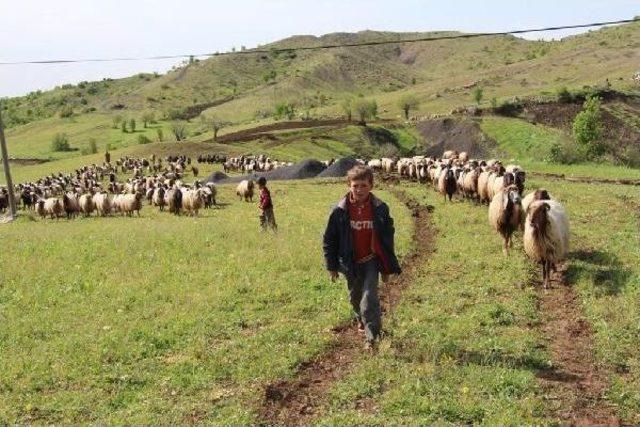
[[0, 106, 18, 219]]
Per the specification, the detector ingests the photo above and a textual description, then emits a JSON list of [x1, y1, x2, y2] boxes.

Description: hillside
[[3, 21, 640, 128]]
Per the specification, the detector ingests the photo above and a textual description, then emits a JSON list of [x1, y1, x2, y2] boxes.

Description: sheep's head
[[529, 201, 550, 234], [504, 185, 521, 207], [534, 188, 550, 201]]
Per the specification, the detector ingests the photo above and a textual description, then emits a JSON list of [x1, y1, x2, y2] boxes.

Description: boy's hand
[[329, 271, 339, 282]]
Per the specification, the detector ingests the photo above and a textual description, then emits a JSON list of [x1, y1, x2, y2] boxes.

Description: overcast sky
[[1, 0, 638, 97]]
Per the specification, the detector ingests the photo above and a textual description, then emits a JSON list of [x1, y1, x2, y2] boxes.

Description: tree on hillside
[[572, 95, 604, 158], [398, 94, 420, 120], [171, 121, 188, 141], [112, 115, 123, 129], [341, 98, 353, 122], [142, 111, 155, 128], [51, 133, 71, 152], [275, 102, 295, 120], [354, 99, 378, 126], [129, 118, 136, 133], [201, 115, 227, 140], [121, 120, 127, 133], [472, 87, 484, 105]]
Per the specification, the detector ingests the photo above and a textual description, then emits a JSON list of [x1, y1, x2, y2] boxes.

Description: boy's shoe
[[358, 320, 365, 332]]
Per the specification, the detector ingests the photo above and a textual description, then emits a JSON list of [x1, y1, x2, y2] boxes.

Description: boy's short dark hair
[[346, 165, 374, 184], [257, 177, 267, 186]]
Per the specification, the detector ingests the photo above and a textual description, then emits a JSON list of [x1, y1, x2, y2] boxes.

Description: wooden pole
[[0, 106, 18, 218]]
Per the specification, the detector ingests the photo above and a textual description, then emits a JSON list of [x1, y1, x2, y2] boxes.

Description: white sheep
[[116, 193, 143, 216], [93, 192, 112, 217], [524, 200, 570, 289], [78, 193, 95, 217], [42, 197, 63, 219], [488, 184, 523, 255], [236, 180, 254, 202], [182, 189, 204, 216]]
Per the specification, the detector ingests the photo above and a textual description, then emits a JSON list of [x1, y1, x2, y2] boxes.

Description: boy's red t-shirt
[[348, 194, 374, 262]]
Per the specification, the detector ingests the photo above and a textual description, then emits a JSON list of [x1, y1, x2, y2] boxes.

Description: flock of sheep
[[366, 150, 570, 288], [1, 148, 570, 287]]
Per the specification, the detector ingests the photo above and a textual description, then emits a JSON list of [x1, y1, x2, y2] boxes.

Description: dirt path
[[534, 265, 620, 426], [257, 189, 434, 426]]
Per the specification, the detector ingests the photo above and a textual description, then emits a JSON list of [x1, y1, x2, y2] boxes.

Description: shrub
[[121, 120, 127, 133], [556, 86, 574, 103], [156, 128, 164, 142], [88, 138, 98, 154], [274, 102, 295, 120], [142, 111, 155, 127], [397, 94, 420, 120], [572, 96, 605, 158], [137, 134, 152, 145], [112, 115, 123, 129], [59, 105, 74, 118], [51, 133, 72, 152], [354, 99, 378, 125], [341, 98, 353, 122], [378, 143, 399, 158], [472, 87, 483, 105], [129, 118, 136, 132], [171, 121, 188, 141]]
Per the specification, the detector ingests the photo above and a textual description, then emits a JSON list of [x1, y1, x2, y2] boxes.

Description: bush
[[170, 122, 188, 141], [59, 105, 74, 118], [156, 128, 164, 142], [274, 102, 295, 120], [378, 143, 400, 158], [354, 99, 378, 125], [572, 96, 605, 158], [129, 118, 136, 132], [88, 138, 98, 154], [51, 133, 72, 152], [556, 86, 574, 103], [112, 115, 123, 129], [137, 134, 152, 145], [121, 120, 127, 133], [472, 87, 483, 105], [398, 94, 420, 120]]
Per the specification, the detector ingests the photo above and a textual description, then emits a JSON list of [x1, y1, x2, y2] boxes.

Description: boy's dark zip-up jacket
[[323, 193, 402, 276]]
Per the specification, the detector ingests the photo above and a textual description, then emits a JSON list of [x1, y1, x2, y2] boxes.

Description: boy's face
[[349, 179, 372, 203]]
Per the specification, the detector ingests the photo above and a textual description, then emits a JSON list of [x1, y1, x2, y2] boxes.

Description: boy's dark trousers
[[260, 207, 277, 231], [346, 258, 381, 342]]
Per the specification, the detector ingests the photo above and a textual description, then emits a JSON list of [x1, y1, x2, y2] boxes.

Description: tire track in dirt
[[257, 188, 434, 426], [534, 265, 620, 426]]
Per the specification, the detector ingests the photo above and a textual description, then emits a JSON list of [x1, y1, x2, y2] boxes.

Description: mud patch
[[416, 117, 496, 158]]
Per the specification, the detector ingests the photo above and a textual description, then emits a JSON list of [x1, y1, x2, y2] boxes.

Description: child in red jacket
[[257, 177, 277, 232]]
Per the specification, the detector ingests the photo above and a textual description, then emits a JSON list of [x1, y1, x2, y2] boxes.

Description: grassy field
[[0, 180, 413, 424], [1, 153, 639, 423]]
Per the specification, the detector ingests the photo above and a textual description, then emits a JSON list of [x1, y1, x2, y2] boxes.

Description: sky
[[1, 0, 638, 97]]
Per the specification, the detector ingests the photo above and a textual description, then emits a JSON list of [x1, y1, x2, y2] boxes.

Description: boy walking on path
[[323, 165, 401, 349], [257, 177, 277, 231]]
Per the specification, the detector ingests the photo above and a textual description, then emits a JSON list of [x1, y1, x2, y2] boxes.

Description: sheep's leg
[[503, 237, 509, 256], [542, 260, 549, 289]]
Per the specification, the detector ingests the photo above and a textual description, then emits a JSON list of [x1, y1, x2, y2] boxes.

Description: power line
[[0, 17, 638, 66]]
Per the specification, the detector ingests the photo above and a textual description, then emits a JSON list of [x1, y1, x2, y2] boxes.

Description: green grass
[[480, 116, 568, 160], [0, 180, 412, 424]]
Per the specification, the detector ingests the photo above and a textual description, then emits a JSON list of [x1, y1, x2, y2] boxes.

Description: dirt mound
[[213, 159, 327, 183], [317, 157, 360, 178], [417, 117, 495, 158], [205, 171, 229, 183]]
